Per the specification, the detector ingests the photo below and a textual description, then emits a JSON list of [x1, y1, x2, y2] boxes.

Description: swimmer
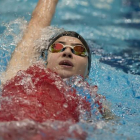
[[2, 0, 90, 83], [2, 0, 114, 120]]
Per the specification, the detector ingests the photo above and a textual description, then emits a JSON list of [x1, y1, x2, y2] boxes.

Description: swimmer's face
[[46, 36, 88, 78]]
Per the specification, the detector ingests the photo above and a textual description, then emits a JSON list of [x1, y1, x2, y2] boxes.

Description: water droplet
[[63, 103, 68, 108]]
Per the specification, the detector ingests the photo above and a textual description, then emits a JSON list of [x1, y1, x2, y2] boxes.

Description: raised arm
[[2, 0, 58, 83]]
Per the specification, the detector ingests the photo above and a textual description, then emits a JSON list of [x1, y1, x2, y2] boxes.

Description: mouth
[[59, 60, 74, 68]]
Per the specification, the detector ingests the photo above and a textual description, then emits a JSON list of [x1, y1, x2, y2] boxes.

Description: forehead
[[54, 36, 83, 45]]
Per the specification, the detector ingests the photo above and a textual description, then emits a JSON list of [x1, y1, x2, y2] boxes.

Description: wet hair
[[41, 31, 91, 73]]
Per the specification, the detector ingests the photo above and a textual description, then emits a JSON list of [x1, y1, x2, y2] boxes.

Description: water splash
[[35, 26, 65, 54], [0, 119, 87, 140], [0, 64, 110, 139], [0, 18, 27, 74]]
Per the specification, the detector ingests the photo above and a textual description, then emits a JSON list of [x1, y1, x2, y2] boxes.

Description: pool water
[[0, 0, 140, 139]]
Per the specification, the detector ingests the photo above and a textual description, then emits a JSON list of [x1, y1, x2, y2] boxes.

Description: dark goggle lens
[[73, 46, 86, 56], [51, 43, 63, 52], [50, 43, 87, 56]]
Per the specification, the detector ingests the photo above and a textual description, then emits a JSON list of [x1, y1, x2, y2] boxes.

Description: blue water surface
[[0, 0, 140, 139]]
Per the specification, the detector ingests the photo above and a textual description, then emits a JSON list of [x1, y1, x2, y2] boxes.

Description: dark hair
[[41, 31, 91, 73]]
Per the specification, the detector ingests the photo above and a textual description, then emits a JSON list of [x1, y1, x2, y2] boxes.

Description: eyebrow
[[56, 41, 66, 44], [55, 41, 83, 46], [71, 43, 83, 46]]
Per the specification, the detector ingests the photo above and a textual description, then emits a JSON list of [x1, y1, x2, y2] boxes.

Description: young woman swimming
[[2, 0, 91, 83], [0, 1, 114, 139], [1, 0, 113, 121]]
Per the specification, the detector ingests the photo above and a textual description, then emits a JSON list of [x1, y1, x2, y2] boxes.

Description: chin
[[58, 71, 74, 79]]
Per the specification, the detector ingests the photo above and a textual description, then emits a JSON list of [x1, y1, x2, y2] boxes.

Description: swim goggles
[[48, 43, 88, 57]]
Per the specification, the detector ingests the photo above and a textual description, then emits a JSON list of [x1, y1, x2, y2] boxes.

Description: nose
[[62, 48, 73, 58]]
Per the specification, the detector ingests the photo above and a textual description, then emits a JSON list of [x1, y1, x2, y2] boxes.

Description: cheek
[[47, 53, 52, 62], [47, 53, 58, 68], [76, 57, 88, 72], [47, 53, 58, 62]]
